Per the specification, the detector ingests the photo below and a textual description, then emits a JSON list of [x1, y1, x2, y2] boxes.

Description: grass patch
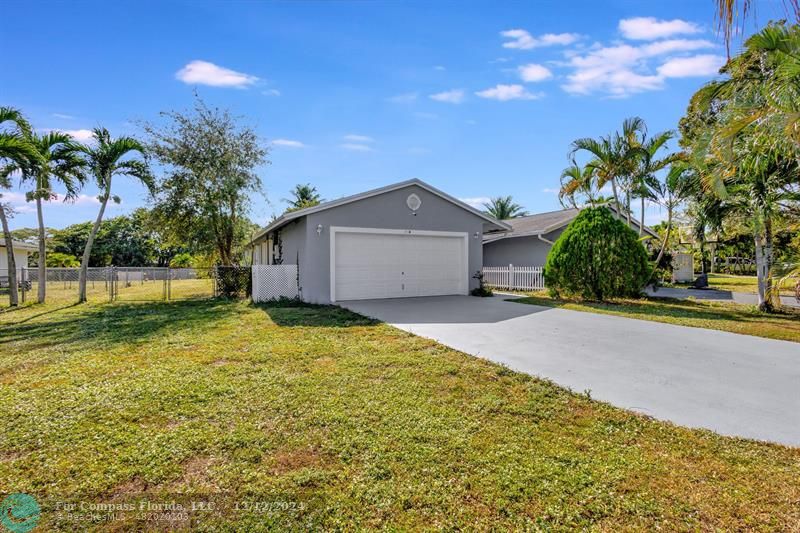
[[706, 273, 795, 296], [1, 299, 799, 530], [512, 292, 800, 343]]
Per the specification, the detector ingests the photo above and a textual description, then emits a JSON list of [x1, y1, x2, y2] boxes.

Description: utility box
[[672, 253, 694, 283]]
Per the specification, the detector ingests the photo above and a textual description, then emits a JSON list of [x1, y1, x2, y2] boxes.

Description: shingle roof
[[483, 208, 580, 242], [483, 205, 659, 242]]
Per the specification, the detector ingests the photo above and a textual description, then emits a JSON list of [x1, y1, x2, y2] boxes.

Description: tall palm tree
[[632, 130, 675, 236], [714, 0, 799, 55], [18, 131, 85, 303], [0, 107, 38, 306], [652, 161, 695, 267], [559, 161, 597, 208], [482, 196, 527, 219], [570, 117, 647, 223], [284, 183, 322, 211], [76, 128, 152, 302]]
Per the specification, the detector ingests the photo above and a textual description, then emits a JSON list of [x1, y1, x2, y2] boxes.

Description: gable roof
[[0, 240, 38, 252], [250, 178, 511, 244], [483, 205, 659, 243]]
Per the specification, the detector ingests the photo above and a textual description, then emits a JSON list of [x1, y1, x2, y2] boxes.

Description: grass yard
[[512, 292, 800, 343], [706, 273, 796, 296], [1, 299, 799, 530]]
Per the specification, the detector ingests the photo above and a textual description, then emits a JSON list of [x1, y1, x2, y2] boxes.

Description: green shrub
[[544, 207, 650, 301]]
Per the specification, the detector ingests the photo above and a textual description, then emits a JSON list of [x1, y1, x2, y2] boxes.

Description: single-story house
[[0, 239, 37, 283], [483, 206, 660, 267], [248, 179, 510, 303]]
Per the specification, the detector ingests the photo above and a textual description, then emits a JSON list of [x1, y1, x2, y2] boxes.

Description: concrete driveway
[[340, 295, 800, 447]]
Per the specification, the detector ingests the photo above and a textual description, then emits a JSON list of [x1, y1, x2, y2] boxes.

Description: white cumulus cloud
[[429, 89, 465, 104], [175, 60, 258, 88], [475, 84, 542, 101], [518, 63, 553, 82], [272, 139, 305, 148], [619, 17, 702, 40], [63, 129, 94, 141], [657, 54, 726, 78], [501, 29, 580, 50]]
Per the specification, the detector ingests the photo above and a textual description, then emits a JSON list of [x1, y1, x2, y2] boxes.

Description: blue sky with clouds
[[0, 0, 774, 230]]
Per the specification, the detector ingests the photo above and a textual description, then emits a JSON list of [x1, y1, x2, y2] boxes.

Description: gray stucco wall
[[277, 184, 486, 304], [275, 217, 306, 269], [482, 227, 565, 267]]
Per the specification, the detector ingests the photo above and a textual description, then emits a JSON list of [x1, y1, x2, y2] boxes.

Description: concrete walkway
[[341, 295, 800, 447], [646, 286, 800, 309]]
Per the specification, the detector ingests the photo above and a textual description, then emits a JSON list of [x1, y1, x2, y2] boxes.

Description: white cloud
[[434, 65, 446, 71], [340, 143, 373, 152], [262, 89, 281, 96], [542, 188, 560, 194], [459, 196, 491, 210], [429, 89, 465, 104], [272, 139, 305, 148], [475, 84, 542, 101], [1, 191, 119, 214], [619, 17, 702, 40], [657, 54, 726, 78], [62, 129, 94, 141], [52, 113, 74, 120], [501, 29, 580, 50], [561, 38, 717, 96], [343, 134, 373, 143], [388, 92, 418, 103], [518, 63, 553, 82], [175, 60, 258, 88]]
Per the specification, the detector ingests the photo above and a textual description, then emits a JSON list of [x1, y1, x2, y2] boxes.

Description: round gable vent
[[406, 193, 422, 211]]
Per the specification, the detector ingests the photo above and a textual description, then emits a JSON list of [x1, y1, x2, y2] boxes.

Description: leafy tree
[[144, 96, 268, 265], [16, 131, 85, 302], [482, 196, 527, 219], [168, 252, 193, 268], [544, 207, 651, 301], [46, 252, 79, 267], [284, 183, 321, 212], [75, 128, 153, 302], [0, 107, 37, 306]]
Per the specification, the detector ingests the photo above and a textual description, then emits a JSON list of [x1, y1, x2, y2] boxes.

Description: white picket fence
[[252, 264, 299, 302], [482, 265, 545, 291]]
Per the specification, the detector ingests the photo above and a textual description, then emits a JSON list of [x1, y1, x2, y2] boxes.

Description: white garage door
[[332, 229, 468, 301]]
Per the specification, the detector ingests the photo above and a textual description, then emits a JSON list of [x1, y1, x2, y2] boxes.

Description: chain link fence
[[1, 266, 252, 308]]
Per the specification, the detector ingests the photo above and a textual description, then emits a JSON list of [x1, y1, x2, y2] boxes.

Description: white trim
[[250, 178, 510, 245], [329, 226, 470, 302]]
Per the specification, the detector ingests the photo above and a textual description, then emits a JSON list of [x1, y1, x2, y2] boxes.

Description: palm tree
[[483, 196, 527, 219], [559, 160, 597, 208], [652, 161, 695, 267], [570, 117, 647, 223], [0, 107, 37, 306], [18, 131, 85, 303], [76, 128, 152, 303], [284, 183, 322, 212], [632, 130, 675, 236], [714, 0, 799, 55]]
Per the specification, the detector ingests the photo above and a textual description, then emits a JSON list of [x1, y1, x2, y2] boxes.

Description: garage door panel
[[333, 230, 466, 301]]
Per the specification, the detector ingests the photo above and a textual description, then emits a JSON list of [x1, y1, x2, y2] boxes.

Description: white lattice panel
[[252, 265, 299, 302]]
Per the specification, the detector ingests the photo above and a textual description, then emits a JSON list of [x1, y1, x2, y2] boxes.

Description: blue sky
[[0, 0, 775, 230]]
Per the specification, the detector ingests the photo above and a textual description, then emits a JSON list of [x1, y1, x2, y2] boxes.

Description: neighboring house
[[0, 240, 37, 282], [483, 206, 659, 267], [248, 179, 510, 303]]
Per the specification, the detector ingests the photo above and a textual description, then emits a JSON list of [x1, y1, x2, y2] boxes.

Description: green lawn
[[1, 299, 799, 530], [512, 292, 800, 343], [706, 273, 796, 296]]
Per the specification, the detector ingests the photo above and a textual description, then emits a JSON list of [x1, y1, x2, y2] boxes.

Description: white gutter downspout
[[537, 234, 554, 246]]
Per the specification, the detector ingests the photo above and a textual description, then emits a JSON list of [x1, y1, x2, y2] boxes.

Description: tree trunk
[[639, 196, 645, 236], [0, 204, 19, 306], [626, 191, 632, 227], [763, 216, 777, 311], [610, 178, 622, 219], [79, 181, 111, 303], [654, 205, 672, 267], [36, 196, 46, 303]]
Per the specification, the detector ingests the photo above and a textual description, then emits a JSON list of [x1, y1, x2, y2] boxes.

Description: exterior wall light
[[316, 224, 323, 235], [474, 231, 480, 239]]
